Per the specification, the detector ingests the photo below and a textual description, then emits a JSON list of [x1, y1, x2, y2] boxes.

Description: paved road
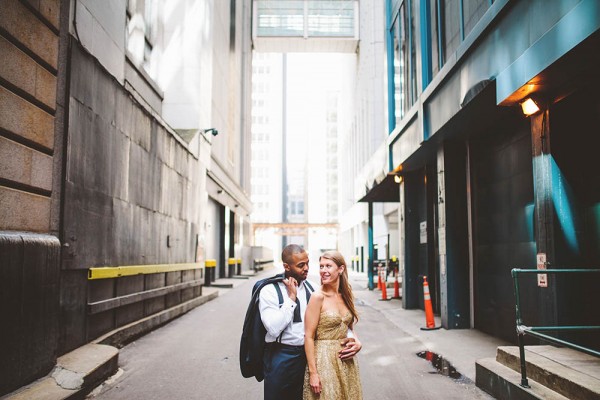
[[89, 272, 493, 399]]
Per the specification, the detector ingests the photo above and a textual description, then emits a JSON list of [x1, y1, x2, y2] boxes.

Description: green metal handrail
[[511, 268, 600, 388]]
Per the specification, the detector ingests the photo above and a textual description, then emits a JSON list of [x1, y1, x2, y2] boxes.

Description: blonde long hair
[[320, 250, 359, 325]]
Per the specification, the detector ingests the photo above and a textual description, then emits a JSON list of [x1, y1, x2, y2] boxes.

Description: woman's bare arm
[[304, 291, 324, 394]]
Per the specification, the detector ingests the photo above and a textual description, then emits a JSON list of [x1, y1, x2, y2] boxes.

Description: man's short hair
[[281, 244, 305, 265]]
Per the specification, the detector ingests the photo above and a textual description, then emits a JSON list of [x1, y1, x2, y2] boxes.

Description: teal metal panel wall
[[496, 0, 600, 104]]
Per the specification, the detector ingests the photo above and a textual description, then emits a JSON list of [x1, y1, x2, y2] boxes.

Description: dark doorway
[[403, 165, 439, 312], [470, 116, 535, 343]]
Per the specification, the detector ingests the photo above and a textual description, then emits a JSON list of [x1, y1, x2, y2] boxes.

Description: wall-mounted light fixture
[[394, 174, 403, 184], [203, 128, 219, 136], [520, 97, 542, 116]]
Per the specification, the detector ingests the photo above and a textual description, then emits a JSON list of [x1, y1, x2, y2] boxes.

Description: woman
[[303, 250, 363, 400]]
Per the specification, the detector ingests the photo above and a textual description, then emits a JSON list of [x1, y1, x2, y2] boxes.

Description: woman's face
[[319, 258, 343, 285]]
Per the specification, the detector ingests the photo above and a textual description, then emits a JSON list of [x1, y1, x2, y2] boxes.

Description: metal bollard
[[228, 258, 236, 278], [205, 259, 216, 285]]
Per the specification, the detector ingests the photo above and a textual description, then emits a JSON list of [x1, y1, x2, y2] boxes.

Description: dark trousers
[[263, 343, 306, 400]]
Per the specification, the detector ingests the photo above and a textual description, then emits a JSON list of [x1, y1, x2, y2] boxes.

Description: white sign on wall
[[537, 253, 547, 288], [420, 221, 427, 244]]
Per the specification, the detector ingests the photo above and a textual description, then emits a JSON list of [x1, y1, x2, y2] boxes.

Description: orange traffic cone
[[379, 270, 390, 301], [420, 276, 441, 330], [376, 268, 382, 290], [392, 269, 401, 299]]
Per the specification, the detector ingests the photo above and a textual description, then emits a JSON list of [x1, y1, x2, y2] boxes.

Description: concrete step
[[3, 344, 118, 400], [476, 357, 570, 400], [496, 345, 600, 400]]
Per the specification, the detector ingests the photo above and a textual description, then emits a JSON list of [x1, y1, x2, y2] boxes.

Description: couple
[[259, 244, 363, 400]]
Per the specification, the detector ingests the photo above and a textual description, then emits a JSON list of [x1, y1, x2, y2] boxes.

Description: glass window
[[392, 11, 403, 123], [442, 0, 461, 62], [392, 3, 412, 124], [409, 0, 417, 105], [430, 0, 441, 76], [463, 0, 490, 38], [307, 0, 355, 37]]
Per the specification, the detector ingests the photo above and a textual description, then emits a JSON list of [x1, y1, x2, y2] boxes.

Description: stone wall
[[60, 42, 207, 352], [0, 0, 60, 232]]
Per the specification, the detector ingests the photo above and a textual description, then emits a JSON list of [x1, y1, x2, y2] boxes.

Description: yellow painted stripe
[[88, 263, 201, 280], [205, 259, 217, 267], [228, 258, 236, 265], [237, 258, 242, 263]]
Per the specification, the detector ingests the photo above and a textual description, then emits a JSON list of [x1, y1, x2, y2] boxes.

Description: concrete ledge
[[93, 290, 219, 348], [476, 357, 569, 400], [209, 282, 234, 288], [2, 344, 118, 400], [208, 277, 251, 289], [497, 346, 600, 400]]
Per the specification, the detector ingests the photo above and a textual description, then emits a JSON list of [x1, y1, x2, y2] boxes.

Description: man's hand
[[282, 277, 298, 301], [339, 337, 362, 360]]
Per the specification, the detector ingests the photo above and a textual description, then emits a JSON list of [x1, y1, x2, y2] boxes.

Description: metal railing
[[253, 258, 274, 271], [511, 268, 600, 388], [87, 263, 204, 314]]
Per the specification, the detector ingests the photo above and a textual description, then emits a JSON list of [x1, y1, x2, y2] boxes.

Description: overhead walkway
[[253, 0, 359, 53]]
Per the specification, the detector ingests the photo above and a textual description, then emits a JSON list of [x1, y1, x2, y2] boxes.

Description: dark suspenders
[[273, 280, 314, 342]]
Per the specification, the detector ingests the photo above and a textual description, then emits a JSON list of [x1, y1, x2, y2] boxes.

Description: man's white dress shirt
[[259, 279, 316, 346]]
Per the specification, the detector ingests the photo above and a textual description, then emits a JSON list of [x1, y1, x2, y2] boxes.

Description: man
[[259, 244, 361, 400]]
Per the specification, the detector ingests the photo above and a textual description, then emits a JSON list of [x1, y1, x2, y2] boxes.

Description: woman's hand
[[309, 372, 322, 394]]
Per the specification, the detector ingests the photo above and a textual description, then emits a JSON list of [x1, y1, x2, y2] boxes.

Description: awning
[[358, 173, 400, 203]]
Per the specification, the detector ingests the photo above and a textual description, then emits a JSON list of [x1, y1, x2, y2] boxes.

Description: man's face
[[284, 251, 309, 283]]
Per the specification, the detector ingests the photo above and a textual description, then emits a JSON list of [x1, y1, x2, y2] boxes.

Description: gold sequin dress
[[303, 311, 363, 400]]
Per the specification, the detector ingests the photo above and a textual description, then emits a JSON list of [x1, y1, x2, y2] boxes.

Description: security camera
[[204, 128, 219, 136]]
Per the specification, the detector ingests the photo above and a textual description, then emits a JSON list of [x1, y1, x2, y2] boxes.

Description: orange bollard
[[392, 269, 401, 299], [420, 276, 441, 330]]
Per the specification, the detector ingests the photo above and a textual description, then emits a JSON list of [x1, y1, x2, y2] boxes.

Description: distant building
[[250, 52, 284, 251], [250, 52, 353, 255]]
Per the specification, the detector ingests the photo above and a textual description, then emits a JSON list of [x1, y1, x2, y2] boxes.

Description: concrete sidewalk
[[347, 270, 510, 382]]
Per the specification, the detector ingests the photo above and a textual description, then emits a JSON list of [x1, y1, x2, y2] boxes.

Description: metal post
[[512, 269, 530, 388], [518, 333, 530, 388], [368, 202, 374, 290]]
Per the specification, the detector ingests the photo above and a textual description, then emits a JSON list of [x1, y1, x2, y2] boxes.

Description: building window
[[126, 0, 157, 69], [387, 0, 494, 130], [433, 0, 492, 69], [390, 1, 415, 125], [463, 0, 490, 37]]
